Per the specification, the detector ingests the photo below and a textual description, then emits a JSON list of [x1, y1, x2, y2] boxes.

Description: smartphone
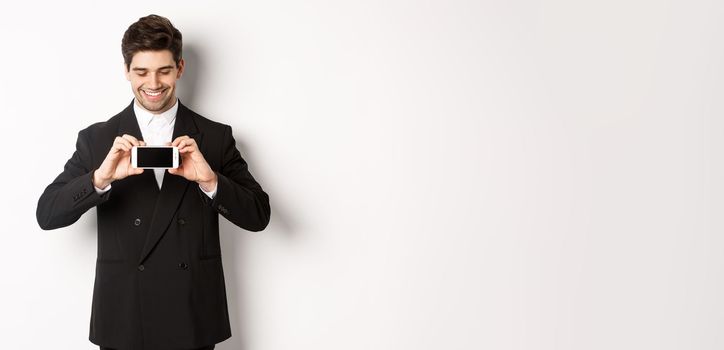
[[131, 146, 180, 169]]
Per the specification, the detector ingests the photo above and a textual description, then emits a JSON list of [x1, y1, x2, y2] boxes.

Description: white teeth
[[144, 90, 162, 96]]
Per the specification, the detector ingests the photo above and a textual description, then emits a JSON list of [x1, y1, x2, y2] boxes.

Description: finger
[[113, 137, 133, 151], [123, 164, 141, 177], [179, 145, 197, 154], [121, 134, 140, 146], [172, 135, 190, 147], [121, 134, 141, 146], [112, 140, 131, 153], [178, 141, 198, 153], [168, 167, 184, 177], [139, 140, 147, 146], [177, 139, 190, 150], [178, 138, 197, 151]]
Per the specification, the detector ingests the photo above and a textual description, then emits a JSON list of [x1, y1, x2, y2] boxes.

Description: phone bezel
[[131, 146, 180, 169]]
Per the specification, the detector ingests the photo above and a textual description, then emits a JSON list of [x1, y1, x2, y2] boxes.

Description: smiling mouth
[[142, 89, 166, 98]]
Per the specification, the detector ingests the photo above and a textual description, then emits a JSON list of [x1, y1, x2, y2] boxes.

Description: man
[[36, 14, 270, 350]]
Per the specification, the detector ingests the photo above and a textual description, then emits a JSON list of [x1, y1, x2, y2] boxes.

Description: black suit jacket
[[36, 101, 271, 350]]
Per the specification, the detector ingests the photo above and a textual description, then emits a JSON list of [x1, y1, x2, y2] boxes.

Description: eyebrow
[[132, 65, 175, 72]]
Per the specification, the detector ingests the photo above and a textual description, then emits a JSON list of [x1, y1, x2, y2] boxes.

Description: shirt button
[[178, 262, 189, 270], [134, 218, 141, 226], [137, 264, 145, 271], [177, 218, 186, 225]]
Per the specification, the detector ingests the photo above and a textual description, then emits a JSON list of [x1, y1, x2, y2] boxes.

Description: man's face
[[125, 50, 184, 113]]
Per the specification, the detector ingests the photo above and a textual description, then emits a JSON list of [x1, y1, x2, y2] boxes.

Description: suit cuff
[[199, 183, 217, 199], [94, 183, 112, 194], [74, 172, 112, 204]]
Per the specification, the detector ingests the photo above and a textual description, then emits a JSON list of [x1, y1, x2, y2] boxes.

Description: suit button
[[178, 218, 186, 225], [178, 262, 189, 270], [134, 218, 141, 226], [137, 264, 145, 271]]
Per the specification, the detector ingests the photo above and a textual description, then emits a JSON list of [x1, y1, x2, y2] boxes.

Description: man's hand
[[92, 134, 145, 189], [168, 135, 217, 191]]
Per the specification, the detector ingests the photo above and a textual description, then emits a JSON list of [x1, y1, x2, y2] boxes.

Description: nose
[[147, 73, 161, 89]]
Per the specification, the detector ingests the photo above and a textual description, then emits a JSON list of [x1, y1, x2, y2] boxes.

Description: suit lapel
[[137, 101, 204, 264], [116, 101, 159, 192]]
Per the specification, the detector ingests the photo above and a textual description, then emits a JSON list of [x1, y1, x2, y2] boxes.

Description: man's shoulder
[[181, 104, 232, 134], [78, 104, 131, 137]]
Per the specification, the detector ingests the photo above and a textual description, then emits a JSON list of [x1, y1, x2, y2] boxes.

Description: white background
[[1, 1, 723, 349]]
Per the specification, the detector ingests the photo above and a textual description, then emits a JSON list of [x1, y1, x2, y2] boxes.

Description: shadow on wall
[[179, 42, 297, 350], [219, 138, 297, 350], [178, 44, 202, 107]]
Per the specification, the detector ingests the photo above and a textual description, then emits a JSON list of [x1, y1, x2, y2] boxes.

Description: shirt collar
[[133, 98, 179, 127]]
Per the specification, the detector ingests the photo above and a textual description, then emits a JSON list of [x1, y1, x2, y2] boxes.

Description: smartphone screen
[[136, 147, 174, 168]]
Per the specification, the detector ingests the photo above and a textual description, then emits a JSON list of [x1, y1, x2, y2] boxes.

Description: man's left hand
[[168, 135, 217, 191]]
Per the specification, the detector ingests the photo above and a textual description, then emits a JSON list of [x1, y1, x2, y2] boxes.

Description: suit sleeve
[[200, 125, 271, 231], [36, 129, 111, 230]]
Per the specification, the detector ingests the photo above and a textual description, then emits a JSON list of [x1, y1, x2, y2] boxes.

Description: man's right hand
[[92, 134, 146, 189]]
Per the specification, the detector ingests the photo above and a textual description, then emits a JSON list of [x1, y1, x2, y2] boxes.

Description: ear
[[176, 58, 185, 79], [124, 62, 131, 81]]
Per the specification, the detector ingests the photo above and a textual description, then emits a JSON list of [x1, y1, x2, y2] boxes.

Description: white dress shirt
[[94, 99, 216, 198], [135, 99, 178, 188]]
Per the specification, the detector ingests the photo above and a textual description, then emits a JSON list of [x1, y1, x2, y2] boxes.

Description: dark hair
[[122, 14, 182, 70]]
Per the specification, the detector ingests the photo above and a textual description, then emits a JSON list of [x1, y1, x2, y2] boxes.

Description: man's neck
[[134, 98, 178, 115]]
